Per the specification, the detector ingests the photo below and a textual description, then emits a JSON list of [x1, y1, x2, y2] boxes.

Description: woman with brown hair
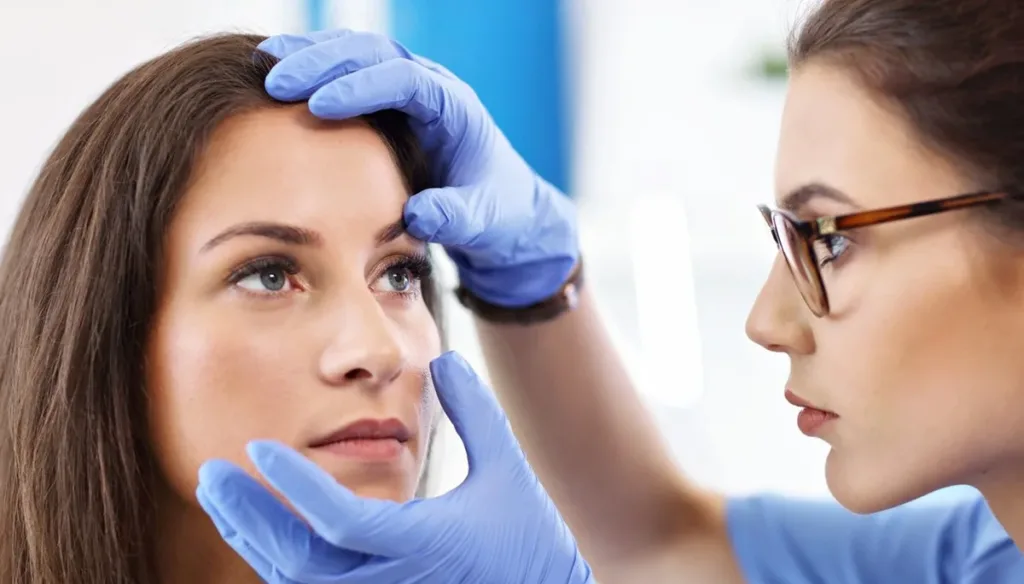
[[0, 32, 455, 583], [197, 0, 1024, 582]]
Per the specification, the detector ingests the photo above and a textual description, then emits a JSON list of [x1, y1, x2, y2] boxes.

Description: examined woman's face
[[146, 106, 441, 506]]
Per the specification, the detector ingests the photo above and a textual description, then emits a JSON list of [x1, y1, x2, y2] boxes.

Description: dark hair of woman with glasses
[[499, 0, 1024, 582]]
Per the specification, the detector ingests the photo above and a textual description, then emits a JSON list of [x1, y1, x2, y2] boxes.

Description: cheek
[[822, 236, 1000, 420], [146, 307, 310, 500], [404, 304, 442, 496], [398, 300, 443, 442], [818, 245, 1024, 507], [146, 294, 444, 505]]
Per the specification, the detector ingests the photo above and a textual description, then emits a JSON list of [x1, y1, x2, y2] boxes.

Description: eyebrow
[[200, 219, 408, 252], [375, 219, 407, 245], [780, 182, 859, 213]]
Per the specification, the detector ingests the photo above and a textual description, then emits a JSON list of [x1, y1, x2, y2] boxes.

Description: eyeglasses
[[758, 190, 1008, 317]]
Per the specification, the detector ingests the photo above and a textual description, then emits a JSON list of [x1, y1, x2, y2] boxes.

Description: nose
[[318, 290, 407, 389], [745, 254, 815, 355]]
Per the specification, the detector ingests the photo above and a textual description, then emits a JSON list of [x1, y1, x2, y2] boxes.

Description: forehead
[[775, 62, 970, 211], [177, 107, 408, 246]]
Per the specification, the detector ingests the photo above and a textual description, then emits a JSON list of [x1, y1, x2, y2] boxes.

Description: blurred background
[[0, 0, 843, 501]]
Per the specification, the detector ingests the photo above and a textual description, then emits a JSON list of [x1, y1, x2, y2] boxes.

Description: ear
[[968, 225, 1024, 304]]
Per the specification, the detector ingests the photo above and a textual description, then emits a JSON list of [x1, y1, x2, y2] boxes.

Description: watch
[[454, 259, 584, 325]]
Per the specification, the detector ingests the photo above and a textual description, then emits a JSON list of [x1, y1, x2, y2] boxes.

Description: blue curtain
[[304, 0, 329, 32], [388, 0, 573, 195]]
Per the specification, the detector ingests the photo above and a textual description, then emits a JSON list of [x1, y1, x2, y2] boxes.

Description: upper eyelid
[[815, 233, 850, 246], [227, 253, 427, 288], [226, 256, 298, 283], [814, 230, 855, 241]]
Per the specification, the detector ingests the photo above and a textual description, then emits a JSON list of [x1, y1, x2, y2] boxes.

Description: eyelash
[[375, 254, 433, 300], [813, 234, 853, 267], [226, 253, 432, 298], [227, 255, 300, 287]]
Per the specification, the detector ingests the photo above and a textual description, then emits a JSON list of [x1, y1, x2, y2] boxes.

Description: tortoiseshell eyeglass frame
[[758, 190, 1008, 317]]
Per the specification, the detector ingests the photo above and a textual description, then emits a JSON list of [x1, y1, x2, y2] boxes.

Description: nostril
[[344, 368, 373, 381]]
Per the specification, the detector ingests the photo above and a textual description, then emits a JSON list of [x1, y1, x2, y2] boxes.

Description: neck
[[975, 469, 1024, 552], [155, 488, 262, 584]]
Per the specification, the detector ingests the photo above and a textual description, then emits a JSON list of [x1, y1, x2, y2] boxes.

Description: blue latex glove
[[196, 351, 595, 584], [257, 30, 579, 307]]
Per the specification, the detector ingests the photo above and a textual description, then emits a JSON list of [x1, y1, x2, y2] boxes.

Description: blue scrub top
[[727, 493, 1024, 582]]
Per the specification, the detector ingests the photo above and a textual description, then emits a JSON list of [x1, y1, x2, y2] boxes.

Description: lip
[[309, 418, 411, 462], [784, 389, 833, 412], [785, 389, 839, 437]]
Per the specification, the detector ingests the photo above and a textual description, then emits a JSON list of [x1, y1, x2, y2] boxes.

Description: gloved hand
[[196, 351, 595, 584], [257, 30, 579, 307]]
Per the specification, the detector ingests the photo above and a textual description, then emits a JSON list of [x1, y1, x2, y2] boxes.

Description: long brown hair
[[0, 33, 441, 583], [791, 0, 1024, 235]]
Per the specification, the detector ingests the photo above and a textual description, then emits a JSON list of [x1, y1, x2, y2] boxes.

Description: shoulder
[[725, 491, 1024, 584], [958, 496, 1024, 581]]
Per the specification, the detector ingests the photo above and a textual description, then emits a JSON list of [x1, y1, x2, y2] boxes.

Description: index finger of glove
[[429, 351, 523, 472], [263, 31, 414, 101], [257, 29, 356, 59], [306, 58, 460, 131], [246, 440, 435, 558], [198, 459, 366, 581]]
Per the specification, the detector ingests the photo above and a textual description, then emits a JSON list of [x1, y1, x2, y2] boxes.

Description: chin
[[304, 448, 422, 503], [823, 448, 941, 515], [346, 482, 417, 503], [323, 466, 420, 503]]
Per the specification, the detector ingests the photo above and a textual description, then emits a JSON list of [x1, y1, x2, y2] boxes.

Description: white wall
[[567, 0, 835, 498], [2, 2, 281, 220]]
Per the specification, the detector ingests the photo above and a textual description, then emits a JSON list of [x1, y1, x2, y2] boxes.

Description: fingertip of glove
[[245, 439, 281, 465], [401, 214, 435, 241], [257, 33, 310, 59], [429, 350, 471, 382], [404, 193, 448, 240], [263, 70, 302, 101], [197, 458, 240, 487], [306, 90, 336, 116], [195, 486, 238, 538], [256, 38, 288, 60], [195, 483, 218, 513], [307, 82, 365, 120]]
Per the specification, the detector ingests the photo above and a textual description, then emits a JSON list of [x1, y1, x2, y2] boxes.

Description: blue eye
[[379, 266, 413, 293], [237, 266, 292, 292], [373, 255, 432, 296], [814, 234, 851, 266], [228, 256, 300, 295]]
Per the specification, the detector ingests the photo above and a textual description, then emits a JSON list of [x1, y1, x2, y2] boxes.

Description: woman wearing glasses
[[197, 0, 1024, 582]]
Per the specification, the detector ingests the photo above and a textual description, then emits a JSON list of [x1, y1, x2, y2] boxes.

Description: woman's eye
[[236, 266, 295, 293], [815, 234, 851, 266], [378, 266, 414, 293]]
